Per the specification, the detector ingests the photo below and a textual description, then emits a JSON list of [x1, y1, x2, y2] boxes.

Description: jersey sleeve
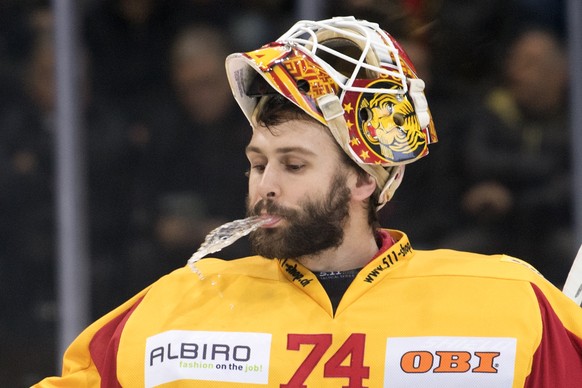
[[31, 287, 150, 387], [524, 283, 582, 387]]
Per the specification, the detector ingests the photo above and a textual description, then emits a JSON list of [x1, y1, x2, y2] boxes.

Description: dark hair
[[255, 94, 313, 126], [254, 95, 380, 228]]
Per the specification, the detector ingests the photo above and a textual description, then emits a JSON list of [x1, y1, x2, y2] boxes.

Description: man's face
[[173, 55, 232, 123], [245, 119, 353, 259], [506, 30, 567, 116]]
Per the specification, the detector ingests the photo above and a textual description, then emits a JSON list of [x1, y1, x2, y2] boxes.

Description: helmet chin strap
[[316, 94, 403, 209]]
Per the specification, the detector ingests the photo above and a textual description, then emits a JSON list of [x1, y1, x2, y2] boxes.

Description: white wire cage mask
[[278, 17, 410, 102]]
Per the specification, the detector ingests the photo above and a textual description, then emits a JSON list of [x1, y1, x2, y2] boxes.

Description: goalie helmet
[[226, 16, 437, 208]]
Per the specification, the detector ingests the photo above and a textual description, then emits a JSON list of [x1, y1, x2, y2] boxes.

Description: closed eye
[[286, 164, 305, 172], [250, 164, 266, 173]]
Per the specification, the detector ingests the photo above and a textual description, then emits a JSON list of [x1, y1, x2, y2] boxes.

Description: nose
[[256, 165, 280, 200]]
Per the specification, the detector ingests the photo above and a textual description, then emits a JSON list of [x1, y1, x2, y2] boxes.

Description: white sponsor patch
[[145, 330, 271, 387], [384, 336, 516, 387]]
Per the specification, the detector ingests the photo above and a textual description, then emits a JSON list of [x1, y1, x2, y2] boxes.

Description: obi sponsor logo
[[400, 350, 500, 373], [145, 330, 271, 387], [384, 336, 517, 388]]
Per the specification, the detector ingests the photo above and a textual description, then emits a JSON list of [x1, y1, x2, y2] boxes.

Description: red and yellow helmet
[[226, 16, 437, 207]]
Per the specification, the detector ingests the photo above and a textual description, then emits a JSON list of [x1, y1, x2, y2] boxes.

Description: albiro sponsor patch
[[384, 336, 516, 387], [145, 330, 271, 387]]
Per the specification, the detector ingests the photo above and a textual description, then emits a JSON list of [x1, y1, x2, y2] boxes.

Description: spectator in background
[[157, 23, 250, 255], [79, 1, 273, 289], [440, 26, 573, 287], [123, 24, 251, 288]]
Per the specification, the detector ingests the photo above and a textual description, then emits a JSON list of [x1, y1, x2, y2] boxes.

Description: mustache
[[248, 199, 297, 219]]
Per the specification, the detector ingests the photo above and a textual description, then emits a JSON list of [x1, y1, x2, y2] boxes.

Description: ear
[[351, 173, 377, 202]]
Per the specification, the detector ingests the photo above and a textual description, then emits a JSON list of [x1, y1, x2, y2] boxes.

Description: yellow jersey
[[34, 230, 582, 387]]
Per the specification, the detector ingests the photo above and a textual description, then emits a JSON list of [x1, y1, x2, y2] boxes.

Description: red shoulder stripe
[[525, 284, 582, 387], [89, 296, 144, 387]]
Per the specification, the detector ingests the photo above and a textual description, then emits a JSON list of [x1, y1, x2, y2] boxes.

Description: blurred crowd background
[[0, 0, 572, 385]]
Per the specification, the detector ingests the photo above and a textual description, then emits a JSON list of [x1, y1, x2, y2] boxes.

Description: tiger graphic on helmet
[[353, 79, 427, 164]]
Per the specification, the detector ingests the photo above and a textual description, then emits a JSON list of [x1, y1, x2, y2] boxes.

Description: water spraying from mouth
[[187, 216, 271, 278]]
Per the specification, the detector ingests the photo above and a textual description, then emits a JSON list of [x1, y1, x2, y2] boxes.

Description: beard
[[246, 172, 351, 259]]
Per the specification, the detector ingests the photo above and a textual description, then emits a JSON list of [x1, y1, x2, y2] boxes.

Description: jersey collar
[[276, 230, 414, 314]]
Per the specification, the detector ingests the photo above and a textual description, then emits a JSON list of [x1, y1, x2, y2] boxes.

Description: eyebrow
[[245, 145, 317, 157]]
